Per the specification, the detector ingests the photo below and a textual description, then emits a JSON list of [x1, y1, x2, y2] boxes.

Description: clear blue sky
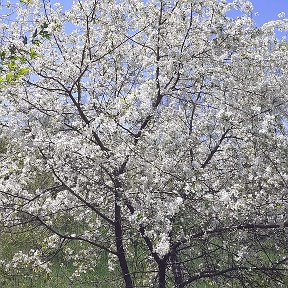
[[251, 0, 288, 25]]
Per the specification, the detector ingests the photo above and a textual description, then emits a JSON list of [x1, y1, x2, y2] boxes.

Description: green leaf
[[0, 51, 6, 61], [29, 48, 38, 59], [19, 56, 28, 64], [5, 72, 14, 83], [8, 45, 16, 56], [39, 31, 51, 39], [18, 67, 30, 76], [32, 39, 41, 46], [39, 22, 51, 39], [41, 22, 49, 30], [7, 61, 17, 70]]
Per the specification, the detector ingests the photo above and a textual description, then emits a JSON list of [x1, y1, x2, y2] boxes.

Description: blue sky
[[250, 0, 288, 25]]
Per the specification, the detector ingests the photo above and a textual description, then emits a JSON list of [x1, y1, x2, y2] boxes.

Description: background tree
[[0, 0, 287, 287]]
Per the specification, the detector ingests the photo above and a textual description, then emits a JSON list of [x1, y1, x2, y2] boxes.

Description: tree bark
[[158, 259, 166, 288], [114, 197, 134, 288], [171, 249, 183, 288]]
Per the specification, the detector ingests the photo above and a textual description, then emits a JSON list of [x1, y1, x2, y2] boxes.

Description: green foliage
[[0, 20, 51, 85], [0, 47, 31, 84], [25, 171, 54, 193], [279, 41, 288, 50], [0, 226, 121, 288], [31, 22, 51, 45], [19, 0, 32, 4], [29, 48, 38, 59], [39, 23, 51, 40], [0, 137, 8, 154]]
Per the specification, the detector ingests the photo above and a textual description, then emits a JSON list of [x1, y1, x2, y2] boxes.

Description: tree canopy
[[0, 0, 287, 287]]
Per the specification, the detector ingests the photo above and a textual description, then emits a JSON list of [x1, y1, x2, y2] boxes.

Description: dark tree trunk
[[158, 259, 166, 288], [171, 249, 183, 287], [114, 198, 134, 288]]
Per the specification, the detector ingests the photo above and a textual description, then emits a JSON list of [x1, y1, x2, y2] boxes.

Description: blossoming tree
[[0, 0, 287, 287]]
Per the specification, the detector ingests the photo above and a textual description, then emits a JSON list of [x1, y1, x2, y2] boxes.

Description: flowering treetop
[[0, 0, 287, 287]]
